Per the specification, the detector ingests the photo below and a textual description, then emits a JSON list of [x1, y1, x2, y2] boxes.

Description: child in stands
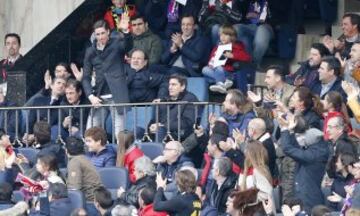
[[202, 24, 251, 94]]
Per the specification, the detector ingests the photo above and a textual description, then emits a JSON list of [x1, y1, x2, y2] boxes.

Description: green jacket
[[132, 30, 163, 64]]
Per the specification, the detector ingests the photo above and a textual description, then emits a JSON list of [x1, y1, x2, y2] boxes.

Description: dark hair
[[283, 197, 303, 209], [130, 48, 149, 60], [321, 56, 341, 77], [66, 79, 83, 92], [0, 182, 13, 201], [295, 86, 323, 116], [139, 186, 156, 205], [55, 62, 71, 74], [293, 114, 308, 134], [169, 74, 187, 88], [343, 13, 360, 32], [84, 127, 107, 146], [209, 133, 226, 151], [175, 169, 197, 193], [93, 19, 110, 31], [65, 137, 85, 156], [38, 154, 59, 172], [181, 13, 196, 25], [33, 121, 51, 144], [4, 33, 21, 45], [94, 186, 113, 209], [325, 91, 343, 111], [211, 120, 229, 137], [49, 183, 68, 200], [266, 65, 286, 81], [227, 89, 253, 114], [311, 205, 331, 216], [116, 130, 135, 166], [311, 43, 331, 57], [130, 14, 146, 22]]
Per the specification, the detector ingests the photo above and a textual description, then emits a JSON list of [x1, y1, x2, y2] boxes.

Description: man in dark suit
[[82, 17, 132, 139], [0, 33, 22, 84]]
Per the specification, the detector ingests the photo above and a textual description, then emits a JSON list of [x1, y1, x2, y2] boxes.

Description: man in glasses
[[130, 15, 162, 65]]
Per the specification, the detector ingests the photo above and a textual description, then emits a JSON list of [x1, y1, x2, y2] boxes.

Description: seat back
[[68, 189, 85, 211], [187, 77, 208, 102], [12, 190, 25, 203], [137, 142, 163, 160], [98, 167, 129, 200], [17, 148, 39, 166]]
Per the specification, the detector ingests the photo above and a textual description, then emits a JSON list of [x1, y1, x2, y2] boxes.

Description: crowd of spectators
[[1, 0, 360, 216]]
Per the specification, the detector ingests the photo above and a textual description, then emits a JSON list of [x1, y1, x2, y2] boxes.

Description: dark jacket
[[286, 60, 320, 90], [132, 30, 163, 64], [26, 89, 63, 133], [161, 30, 209, 77], [82, 32, 133, 114], [127, 67, 168, 103], [311, 77, 346, 99], [153, 187, 201, 216], [0, 100, 20, 141], [302, 108, 322, 130], [86, 145, 117, 168], [60, 97, 89, 132], [38, 142, 67, 168], [150, 90, 198, 140], [258, 132, 277, 178], [34, 197, 72, 216], [281, 130, 330, 213], [205, 174, 237, 214], [117, 175, 156, 208]]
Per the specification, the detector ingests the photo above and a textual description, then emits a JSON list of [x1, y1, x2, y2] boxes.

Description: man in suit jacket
[[0, 33, 22, 84], [82, 18, 132, 139]]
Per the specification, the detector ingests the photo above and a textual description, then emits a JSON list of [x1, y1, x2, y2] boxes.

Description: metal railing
[[0, 101, 222, 146]]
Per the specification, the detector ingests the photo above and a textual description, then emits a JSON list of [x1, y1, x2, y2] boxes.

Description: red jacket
[[124, 146, 144, 183], [139, 204, 168, 216], [208, 42, 251, 72], [104, 5, 137, 30]]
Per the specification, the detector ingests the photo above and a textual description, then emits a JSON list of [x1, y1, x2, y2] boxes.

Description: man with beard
[[286, 43, 330, 89]]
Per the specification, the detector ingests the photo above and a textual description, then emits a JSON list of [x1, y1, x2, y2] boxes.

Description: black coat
[[127, 67, 168, 103], [206, 174, 237, 214], [60, 97, 89, 132], [311, 77, 346, 100], [117, 175, 156, 208], [281, 130, 330, 213], [82, 32, 133, 114], [150, 91, 198, 140]]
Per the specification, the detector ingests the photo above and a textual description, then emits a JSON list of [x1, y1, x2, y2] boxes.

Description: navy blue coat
[[311, 77, 346, 99], [281, 130, 330, 213], [127, 67, 168, 103], [161, 30, 209, 77]]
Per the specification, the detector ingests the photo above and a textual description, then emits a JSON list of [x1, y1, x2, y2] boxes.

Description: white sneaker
[[224, 79, 233, 89], [209, 82, 227, 94]]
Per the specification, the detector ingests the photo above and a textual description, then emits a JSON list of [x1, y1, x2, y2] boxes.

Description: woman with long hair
[[116, 130, 144, 183], [322, 91, 352, 140], [238, 140, 275, 215], [36, 154, 65, 185]]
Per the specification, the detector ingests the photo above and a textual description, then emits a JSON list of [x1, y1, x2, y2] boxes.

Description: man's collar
[[7, 54, 20, 63]]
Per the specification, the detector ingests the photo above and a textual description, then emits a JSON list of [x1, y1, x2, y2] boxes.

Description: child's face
[[220, 33, 232, 44], [112, 0, 126, 8]]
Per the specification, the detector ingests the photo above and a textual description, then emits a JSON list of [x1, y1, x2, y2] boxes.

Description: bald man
[[247, 118, 277, 178]]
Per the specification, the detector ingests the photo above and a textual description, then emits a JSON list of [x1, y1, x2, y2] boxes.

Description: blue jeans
[[234, 24, 273, 65], [202, 66, 232, 84]]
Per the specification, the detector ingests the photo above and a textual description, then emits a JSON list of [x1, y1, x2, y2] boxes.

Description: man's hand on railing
[[194, 125, 204, 137], [149, 123, 164, 133], [62, 116, 72, 128], [88, 95, 102, 107], [22, 133, 35, 145], [152, 98, 161, 103]]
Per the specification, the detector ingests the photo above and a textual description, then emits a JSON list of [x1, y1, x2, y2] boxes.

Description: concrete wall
[[0, 0, 84, 59]]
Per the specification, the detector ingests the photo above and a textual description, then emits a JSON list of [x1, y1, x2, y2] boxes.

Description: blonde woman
[[238, 140, 276, 215]]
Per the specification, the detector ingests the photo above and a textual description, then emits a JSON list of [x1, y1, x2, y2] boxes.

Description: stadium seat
[[68, 189, 85, 211], [137, 142, 164, 160], [12, 190, 25, 203], [273, 186, 281, 212], [200, 104, 222, 128], [59, 167, 67, 179], [17, 148, 39, 166], [98, 167, 129, 199], [187, 77, 209, 102]]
